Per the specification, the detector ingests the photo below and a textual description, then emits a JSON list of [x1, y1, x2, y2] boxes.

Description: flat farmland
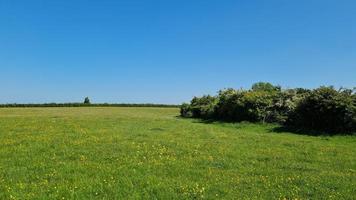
[[0, 107, 355, 199]]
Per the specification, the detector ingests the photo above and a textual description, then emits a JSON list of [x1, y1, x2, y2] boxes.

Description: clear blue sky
[[1, 0, 355, 104]]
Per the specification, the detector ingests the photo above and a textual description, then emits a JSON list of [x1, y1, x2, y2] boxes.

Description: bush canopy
[[181, 82, 356, 135]]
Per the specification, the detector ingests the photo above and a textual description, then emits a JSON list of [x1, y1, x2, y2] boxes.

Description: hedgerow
[[181, 82, 356, 134]]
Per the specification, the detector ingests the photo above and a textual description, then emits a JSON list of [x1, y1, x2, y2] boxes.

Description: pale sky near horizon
[[1, 0, 355, 104]]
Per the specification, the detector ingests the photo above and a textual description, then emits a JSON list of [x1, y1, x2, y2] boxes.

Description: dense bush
[[180, 103, 192, 117], [267, 88, 308, 124], [287, 87, 356, 133], [189, 95, 218, 119], [181, 83, 356, 134], [242, 90, 277, 123], [214, 89, 246, 121]]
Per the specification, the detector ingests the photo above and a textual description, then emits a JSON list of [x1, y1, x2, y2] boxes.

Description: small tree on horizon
[[84, 97, 91, 104]]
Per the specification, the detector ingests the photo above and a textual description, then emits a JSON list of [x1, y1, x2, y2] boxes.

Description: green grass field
[[0, 107, 355, 199]]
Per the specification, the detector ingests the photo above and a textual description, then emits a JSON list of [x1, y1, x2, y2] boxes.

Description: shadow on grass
[[270, 126, 328, 136], [175, 116, 227, 124], [271, 126, 356, 136], [176, 116, 355, 137]]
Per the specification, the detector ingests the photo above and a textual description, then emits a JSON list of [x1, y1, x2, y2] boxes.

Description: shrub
[[214, 89, 246, 121], [241, 90, 276, 122], [190, 95, 218, 119], [213, 84, 286, 123], [287, 86, 356, 133], [180, 103, 192, 118], [267, 89, 306, 124], [181, 83, 356, 134], [243, 82, 285, 123]]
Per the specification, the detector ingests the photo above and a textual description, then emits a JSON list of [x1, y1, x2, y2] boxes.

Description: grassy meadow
[[0, 107, 355, 199]]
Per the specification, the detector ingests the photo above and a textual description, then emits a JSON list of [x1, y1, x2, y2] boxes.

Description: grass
[[0, 107, 355, 199]]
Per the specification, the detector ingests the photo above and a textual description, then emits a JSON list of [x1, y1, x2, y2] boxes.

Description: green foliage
[[180, 103, 192, 117], [214, 89, 246, 121], [181, 82, 356, 134], [84, 97, 91, 104], [287, 86, 356, 133], [190, 95, 217, 119], [241, 90, 276, 122], [214, 88, 291, 123], [252, 82, 281, 92]]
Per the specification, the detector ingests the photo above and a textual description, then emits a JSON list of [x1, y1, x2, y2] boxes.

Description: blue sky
[[0, 0, 355, 104]]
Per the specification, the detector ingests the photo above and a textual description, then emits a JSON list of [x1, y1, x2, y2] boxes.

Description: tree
[[84, 97, 91, 104], [251, 82, 281, 92]]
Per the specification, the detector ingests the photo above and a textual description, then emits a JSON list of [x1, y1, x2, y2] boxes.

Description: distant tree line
[[0, 102, 179, 108], [181, 82, 356, 135], [0, 97, 178, 108]]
